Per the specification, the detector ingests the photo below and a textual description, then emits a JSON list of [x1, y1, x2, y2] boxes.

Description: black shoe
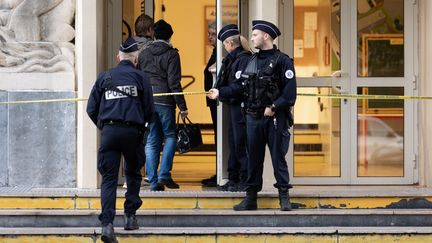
[[233, 191, 258, 211], [101, 223, 118, 243], [150, 183, 165, 191], [158, 178, 180, 189], [217, 180, 237, 192], [232, 182, 247, 192], [280, 200, 292, 211], [279, 189, 292, 211], [201, 174, 217, 187], [124, 214, 139, 230]]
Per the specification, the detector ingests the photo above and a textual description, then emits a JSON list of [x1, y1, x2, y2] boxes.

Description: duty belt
[[104, 120, 143, 130], [245, 108, 265, 117]]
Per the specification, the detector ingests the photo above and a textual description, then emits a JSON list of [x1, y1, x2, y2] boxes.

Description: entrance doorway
[[111, 0, 418, 188], [110, 0, 221, 188]]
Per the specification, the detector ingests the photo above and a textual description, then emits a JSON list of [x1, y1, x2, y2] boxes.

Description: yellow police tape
[[0, 91, 431, 105]]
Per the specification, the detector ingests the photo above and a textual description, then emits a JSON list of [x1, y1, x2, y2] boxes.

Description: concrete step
[[2, 227, 432, 243], [3, 187, 432, 210], [2, 209, 432, 228], [294, 133, 322, 144], [1, 227, 432, 243]]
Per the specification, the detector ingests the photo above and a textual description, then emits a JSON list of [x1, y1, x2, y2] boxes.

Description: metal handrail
[[181, 75, 196, 90]]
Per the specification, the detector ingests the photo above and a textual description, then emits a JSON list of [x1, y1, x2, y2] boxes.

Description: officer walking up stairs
[[87, 37, 154, 243], [232, 20, 297, 211]]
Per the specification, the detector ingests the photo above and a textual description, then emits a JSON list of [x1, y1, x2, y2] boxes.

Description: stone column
[[418, 0, 432, 186], [76, 0, 103, 188]]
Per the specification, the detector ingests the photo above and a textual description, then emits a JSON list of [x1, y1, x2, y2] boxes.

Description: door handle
[[331, 70, 348, 104], [331, 70, 345, 94]]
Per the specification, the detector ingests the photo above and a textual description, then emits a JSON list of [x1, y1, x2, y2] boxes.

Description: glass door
[[288, 0, 415, 184], [288, 0, 349, 184], [350, 0, 415, 184]]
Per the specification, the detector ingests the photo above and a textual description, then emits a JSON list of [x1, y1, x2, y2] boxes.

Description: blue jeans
[[145, 104, 177, 188]]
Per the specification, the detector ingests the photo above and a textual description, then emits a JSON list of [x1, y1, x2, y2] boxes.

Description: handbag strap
[[176, 113, 195, 128]]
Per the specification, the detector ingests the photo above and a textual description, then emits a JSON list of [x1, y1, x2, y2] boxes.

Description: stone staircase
[[1, 186, 432, 242]]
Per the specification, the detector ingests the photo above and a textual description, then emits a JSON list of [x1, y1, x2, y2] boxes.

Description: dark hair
[[135, 14, 154, 37]]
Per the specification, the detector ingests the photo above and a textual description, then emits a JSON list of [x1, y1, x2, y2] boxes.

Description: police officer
[[207, 24, 251, 191], [233, 20, 297, 211], [87, 37, 154, 243]]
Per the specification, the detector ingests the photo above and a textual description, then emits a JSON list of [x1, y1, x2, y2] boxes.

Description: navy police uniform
[[234, 20, 296, 211], [215, 24, 250, 190], [87, 38, 154, 227]]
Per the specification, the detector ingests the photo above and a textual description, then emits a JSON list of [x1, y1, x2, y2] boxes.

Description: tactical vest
[[241, 52, 281, 111]]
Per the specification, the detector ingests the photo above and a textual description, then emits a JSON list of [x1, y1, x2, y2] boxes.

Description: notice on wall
[[304, 12, 317, 30], [304, 30, 315, 48], [294, 39, 304, 58]]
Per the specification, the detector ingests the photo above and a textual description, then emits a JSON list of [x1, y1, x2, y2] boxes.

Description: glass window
[[357, 87, 404, 177], [357, 0, 404, 77], [294, 88, 341, 177], [293, 0, 341, 77]]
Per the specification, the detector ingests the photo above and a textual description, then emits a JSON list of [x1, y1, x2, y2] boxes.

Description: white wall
[[418, 0, 432, 186], [76, 0, 104, 188]]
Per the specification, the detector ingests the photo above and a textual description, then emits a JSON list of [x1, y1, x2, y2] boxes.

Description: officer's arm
[[273, 57, 297, 109], [167, 51, 188, 111], [86, 74, 104, 126], [219, 58, 247, 99]]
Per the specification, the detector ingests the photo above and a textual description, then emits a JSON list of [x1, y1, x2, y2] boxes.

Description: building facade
[[1, 0, 432, 190]]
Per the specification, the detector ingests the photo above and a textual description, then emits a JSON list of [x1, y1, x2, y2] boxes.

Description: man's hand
[[264, 107, 275, 117], [180, 110, 189, 119], [207, 89, 219, 100]]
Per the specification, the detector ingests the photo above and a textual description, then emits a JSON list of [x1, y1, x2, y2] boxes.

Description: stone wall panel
[[8, 91, 76, 187]]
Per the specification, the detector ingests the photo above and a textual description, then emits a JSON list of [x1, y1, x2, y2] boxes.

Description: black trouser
[[245, 111, 291, 192], [209, 103, 218, 146], [209, 103, 218, 174], [98, 124, 144, 226], [227, 103, 248, 181]]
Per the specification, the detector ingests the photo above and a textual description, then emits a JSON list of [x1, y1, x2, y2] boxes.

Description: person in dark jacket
[[201, 21, 218, 187], [87, 37, 154, 243], [138, 19, 188, 191], [207, 24, 251, 191]]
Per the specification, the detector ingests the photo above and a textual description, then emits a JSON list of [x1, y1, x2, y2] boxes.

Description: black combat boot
[[101, 223, 118, 243], [233, 191, 257, 211], [124, 214, 139, 230], [278, 188, 292, 211]]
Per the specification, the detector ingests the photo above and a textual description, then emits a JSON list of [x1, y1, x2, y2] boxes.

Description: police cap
[[217, 24, 240, 42], [119, 37, 138, 53], [252, 20, 281, 39]]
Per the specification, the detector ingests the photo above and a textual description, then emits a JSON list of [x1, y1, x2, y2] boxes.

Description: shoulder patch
[[235, 71, 242, 79], [285, 70, 294, 79]]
